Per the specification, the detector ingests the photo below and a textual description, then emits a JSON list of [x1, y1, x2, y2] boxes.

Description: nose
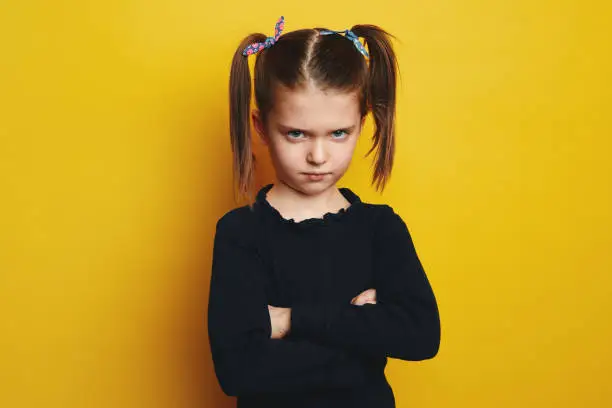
[[306, 138, 327, 166]]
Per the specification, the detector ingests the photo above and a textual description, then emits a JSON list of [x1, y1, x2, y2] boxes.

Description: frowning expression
[[253, 81, 363, 195]]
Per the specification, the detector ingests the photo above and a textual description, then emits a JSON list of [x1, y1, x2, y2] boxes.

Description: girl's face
[[253, 82, 363, 196]]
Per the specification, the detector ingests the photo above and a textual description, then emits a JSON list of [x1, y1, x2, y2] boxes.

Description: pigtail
[[229, 33, 267, 202], [350, 25, 398, 191]]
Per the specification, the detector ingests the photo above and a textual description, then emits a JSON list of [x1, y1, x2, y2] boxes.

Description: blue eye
[[332, 130, 348, 139], [287, 130, 305, 139]]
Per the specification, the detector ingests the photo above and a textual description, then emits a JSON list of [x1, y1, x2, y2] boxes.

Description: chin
[[291, 176, 341, 195]]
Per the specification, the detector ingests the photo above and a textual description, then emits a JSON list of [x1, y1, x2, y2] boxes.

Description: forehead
[[269, 82, 361, 128]]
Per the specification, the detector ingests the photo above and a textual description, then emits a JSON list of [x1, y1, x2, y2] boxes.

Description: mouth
[[302, 172, 331, 181]]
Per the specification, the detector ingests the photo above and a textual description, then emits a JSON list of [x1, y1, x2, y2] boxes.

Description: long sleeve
[[290, 205, 440, 361], [207, 211, 371, 397]]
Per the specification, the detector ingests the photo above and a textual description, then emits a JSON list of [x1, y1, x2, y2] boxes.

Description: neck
[[266, 180, 350, 222]]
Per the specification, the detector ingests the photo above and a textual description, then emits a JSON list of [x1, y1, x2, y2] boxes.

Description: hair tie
[[320, 29, 369, 58], [242, 16, 285, 56]]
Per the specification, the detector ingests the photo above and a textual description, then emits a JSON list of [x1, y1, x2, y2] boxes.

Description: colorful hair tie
[[320, 29, 369, 58], [242, 16, 285, 56]]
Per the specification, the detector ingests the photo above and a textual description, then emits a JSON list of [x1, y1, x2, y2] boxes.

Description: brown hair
[[229, 23, 398, 201]]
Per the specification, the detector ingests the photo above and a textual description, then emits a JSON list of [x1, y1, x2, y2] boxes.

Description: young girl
[[208, 16, 440, 408]]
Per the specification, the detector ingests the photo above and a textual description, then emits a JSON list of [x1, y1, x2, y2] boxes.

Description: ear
[[252, 110, 268, 145]]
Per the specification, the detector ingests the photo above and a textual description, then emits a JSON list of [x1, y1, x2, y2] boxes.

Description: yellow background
[[1, 1, 611, 407]]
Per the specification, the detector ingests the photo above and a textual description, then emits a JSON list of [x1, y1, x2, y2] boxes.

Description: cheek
[[268, 139, 303, 165], [335, 139, 359, 162]]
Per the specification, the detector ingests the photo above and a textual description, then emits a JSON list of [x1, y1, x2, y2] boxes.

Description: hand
[[351, 288, 377, 306], [268, 305, 291, 339]]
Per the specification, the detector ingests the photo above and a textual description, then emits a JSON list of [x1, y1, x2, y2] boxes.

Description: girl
[[208, 16, 440, 408]]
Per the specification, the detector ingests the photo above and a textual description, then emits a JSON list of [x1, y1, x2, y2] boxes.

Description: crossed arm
[[268, 288, 377, 339], [207, 205, 440, 397], [267, 205, 440, 360]]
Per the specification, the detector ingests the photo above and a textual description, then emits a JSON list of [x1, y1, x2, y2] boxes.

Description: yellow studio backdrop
[[1, 1, 611, 407]]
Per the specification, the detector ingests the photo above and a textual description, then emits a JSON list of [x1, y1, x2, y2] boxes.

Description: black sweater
[[207, 184, 440, 408]]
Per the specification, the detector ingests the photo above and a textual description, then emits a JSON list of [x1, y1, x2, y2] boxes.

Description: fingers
[[351, 289, 377, 306], [352, 298, 377, 306], [351, 296, 376, 306]]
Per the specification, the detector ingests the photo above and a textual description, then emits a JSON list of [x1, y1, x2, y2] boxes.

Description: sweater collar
[[255, 183, 362, 227]]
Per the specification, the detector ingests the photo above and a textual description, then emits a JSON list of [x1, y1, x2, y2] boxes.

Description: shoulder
[[215, 204, 260, 242], [358, 201, 414, 247], [216, 204, 256, 229], [356, 204, 421, 263], [360, 202, 406, 229]]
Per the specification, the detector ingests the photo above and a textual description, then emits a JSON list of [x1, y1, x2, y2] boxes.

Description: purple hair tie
[[320, 29, 369, 58], [242, 16, 285, 56]]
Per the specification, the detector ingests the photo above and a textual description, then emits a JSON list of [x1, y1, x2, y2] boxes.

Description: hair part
[[229, 24, 398, 201]]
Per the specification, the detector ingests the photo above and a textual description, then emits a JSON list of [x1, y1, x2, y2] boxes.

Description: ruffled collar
[[255, 183, 362, 228]]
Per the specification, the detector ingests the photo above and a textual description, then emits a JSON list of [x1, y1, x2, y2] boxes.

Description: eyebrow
[[277, 124, 358, 134]]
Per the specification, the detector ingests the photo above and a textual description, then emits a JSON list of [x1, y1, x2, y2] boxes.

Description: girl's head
[[230, 17, 398, 200]]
